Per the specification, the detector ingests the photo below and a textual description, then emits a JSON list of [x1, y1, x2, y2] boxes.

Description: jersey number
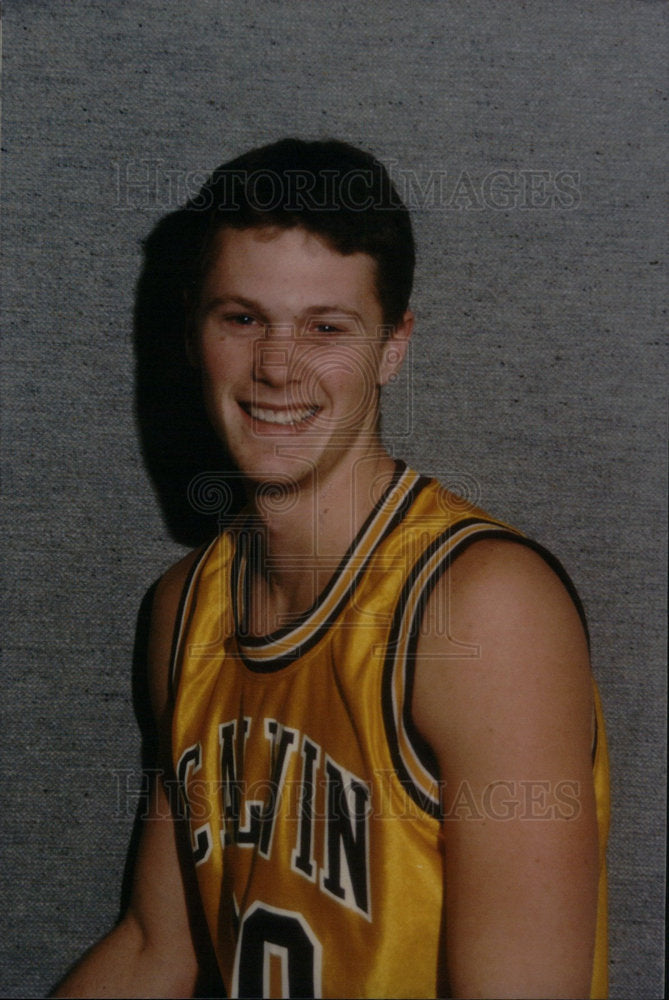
[[233, 902, 322, 998]]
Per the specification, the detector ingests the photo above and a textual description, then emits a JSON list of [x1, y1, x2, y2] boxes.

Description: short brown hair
[[184, 137, 415, 327]]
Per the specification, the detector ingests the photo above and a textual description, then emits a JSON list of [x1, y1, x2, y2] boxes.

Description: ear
[[378, 310, 413, 386]]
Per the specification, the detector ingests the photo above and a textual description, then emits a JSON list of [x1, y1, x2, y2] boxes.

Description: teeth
[[249, 405, 317, 426]]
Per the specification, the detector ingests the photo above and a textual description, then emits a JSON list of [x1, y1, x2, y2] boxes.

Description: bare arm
[[413, 540, 599, 1000], [52, 552, 204, 999]]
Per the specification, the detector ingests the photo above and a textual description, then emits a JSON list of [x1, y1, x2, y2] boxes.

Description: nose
[[253, 323, 296, 387]]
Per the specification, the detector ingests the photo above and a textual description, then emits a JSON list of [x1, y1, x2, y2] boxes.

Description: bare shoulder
[[440, 534, 586, 625], [417, 535, 590, 664], [147, 547, 206, 726], [152, 547, 204, 628], [413, 536, 594, 780]]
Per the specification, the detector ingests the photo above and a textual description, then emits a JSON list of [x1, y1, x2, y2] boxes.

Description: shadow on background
[[113, 204, 239, 995], [133, 204, 245, 548]]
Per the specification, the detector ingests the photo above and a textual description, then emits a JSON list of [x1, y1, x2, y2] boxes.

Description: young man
[[54, 138, 609, 998]]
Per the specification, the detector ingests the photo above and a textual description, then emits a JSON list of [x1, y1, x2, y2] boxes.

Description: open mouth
[[242, 403, 320, 427]]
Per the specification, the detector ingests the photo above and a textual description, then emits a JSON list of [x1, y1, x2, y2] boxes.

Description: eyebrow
[[305, 305, 364, 320], [201, 295, 364, 324], [200, 295, 267, 319]]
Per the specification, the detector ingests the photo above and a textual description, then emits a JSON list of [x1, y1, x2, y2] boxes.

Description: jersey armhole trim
[[383, 523, 591, 819], [169, 539, 219, 697]]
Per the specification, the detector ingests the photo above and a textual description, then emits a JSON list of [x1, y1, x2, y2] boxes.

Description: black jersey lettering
[[259, 720, 298, 858], [291, 736, 321, 881], [233, 901, 322, 999], [219, 718, 262, 848], [320, 757, 371, 919], [175, 742, 213, 865]]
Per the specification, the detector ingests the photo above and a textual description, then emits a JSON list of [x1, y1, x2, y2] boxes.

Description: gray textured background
[[1, 2, 666, 997]]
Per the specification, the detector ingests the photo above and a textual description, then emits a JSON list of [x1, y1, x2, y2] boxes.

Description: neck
[[242, 447, 398, 631]]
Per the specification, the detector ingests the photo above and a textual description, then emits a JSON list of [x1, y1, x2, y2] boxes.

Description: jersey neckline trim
[[233, 463, 430, 672]]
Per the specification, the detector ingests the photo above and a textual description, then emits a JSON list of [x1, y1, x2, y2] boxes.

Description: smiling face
[[193, 226, 412, 493]]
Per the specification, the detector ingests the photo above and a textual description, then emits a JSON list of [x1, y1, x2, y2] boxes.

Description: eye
[[314, 322, 342, 334], [305, 318, 350, 337], [218, 312, 265, 335], [227, 313, 257, 327]]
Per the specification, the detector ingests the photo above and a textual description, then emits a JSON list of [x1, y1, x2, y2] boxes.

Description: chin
[[234, 456, 315, 492]]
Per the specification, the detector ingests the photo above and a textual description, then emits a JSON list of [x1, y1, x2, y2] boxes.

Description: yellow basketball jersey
[[171, 465, 610, 998]]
